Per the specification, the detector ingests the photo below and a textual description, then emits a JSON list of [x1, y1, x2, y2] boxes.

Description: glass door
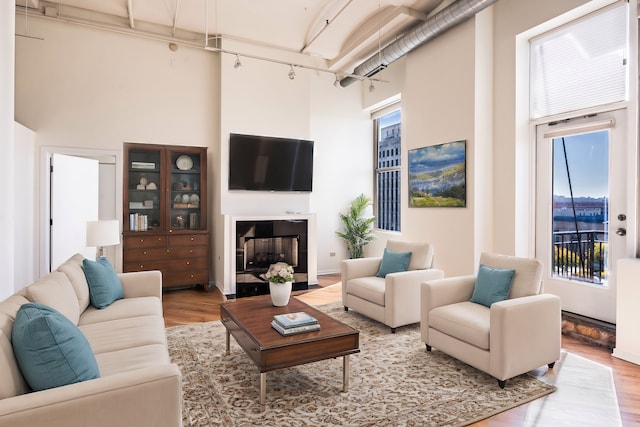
[[125, 147, 163, 231], [167, 148, 206, 232], [536, 110, 628, 323]]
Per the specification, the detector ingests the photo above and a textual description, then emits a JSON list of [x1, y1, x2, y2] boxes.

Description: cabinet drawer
[[124, 244, 208, 262], [124, 235, 167, 248], [124, 261, 168, 272], [164, 270, 209, 287], [168, 233, 208, 247], [164, 257, 208, 272]]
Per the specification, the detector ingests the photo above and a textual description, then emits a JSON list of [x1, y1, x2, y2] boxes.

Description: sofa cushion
[[11, 303, 100, 391], [83, 257, 124, 309], [376, 248, 412, 278], [80, 315, 167, 355], [56, 253, 91, 312], [79, 296, 162, 326], [429, 301, 490, 350], [346, 276, 386, 306], [470, 264, 515, 308], [386, 239, 434, 270], [94, 344, 170, 377], [26, 271, 80, 325]]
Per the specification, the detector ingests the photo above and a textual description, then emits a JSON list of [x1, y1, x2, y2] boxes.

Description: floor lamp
[[86, 220, 120, 259]]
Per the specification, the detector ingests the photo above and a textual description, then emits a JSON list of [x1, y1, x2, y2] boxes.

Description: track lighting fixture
[[288, 65, 296, 80], [233, 54, 242, 70], [334, 74, 340, 87], [368, 80, 375, 92]]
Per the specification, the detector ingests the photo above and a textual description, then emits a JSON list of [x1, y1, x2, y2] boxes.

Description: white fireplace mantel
[[222, 213, 317, 296]]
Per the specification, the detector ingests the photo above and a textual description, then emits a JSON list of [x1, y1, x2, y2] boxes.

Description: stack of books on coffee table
[[271, 312, 320, 335]]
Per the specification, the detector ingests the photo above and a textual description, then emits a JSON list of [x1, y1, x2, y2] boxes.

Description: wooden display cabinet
[[123, 143, 209, 289]]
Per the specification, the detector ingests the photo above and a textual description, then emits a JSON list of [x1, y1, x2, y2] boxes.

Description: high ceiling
[[16, 0, 448, 77]]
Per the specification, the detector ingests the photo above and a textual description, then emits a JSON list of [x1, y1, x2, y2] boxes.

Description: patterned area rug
[[166, 301, 556, 426]]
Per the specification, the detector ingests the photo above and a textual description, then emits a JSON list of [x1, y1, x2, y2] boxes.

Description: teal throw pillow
[[471, 264, 516, 307], [11, 303, 100, 391], [376, 248, 413, 278], [82, 257, 124, 309]]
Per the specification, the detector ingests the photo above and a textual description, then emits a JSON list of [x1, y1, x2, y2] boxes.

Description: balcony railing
[[553, 229, 607, 284]]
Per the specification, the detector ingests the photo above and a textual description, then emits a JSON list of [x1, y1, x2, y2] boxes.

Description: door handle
[[616, 228, 626, 236]]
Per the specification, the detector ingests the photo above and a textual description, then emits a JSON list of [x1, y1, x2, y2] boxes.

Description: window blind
[[529, 2, 628, 119]]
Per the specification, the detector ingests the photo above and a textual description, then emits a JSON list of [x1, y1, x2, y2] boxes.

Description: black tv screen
[[229, 133, 314, 192]]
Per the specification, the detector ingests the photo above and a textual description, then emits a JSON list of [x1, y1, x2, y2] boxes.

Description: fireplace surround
[[235, 218, 309, 298]]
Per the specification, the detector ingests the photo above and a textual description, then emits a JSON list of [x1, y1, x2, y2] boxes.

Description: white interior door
[[49, 153, 99, 271], [535, 110, 628, 323]]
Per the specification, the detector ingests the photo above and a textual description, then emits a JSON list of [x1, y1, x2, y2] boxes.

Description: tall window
[[374, 108, 401, 231]]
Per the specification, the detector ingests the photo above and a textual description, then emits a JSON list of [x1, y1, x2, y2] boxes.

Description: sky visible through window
[[379, 109, 401, 128], [553, 130, 608, 198]]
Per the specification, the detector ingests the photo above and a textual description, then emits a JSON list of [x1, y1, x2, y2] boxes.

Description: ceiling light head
[[369, 80, 375, 92], [288, 65, 296, 80], [233, 54, 242, 70], [334, 74, 340, 87]]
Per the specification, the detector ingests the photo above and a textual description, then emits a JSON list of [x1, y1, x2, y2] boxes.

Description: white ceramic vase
[[269, 281, 292, 306]]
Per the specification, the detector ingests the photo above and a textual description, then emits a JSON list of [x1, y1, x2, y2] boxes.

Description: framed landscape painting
[[408, 140, 466, 207]]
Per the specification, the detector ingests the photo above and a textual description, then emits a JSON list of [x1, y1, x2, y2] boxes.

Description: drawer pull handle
[[190, 274, 194, 278], [143, 251, 147, 255], [140, 239, 144, 243], [186, 261, 190, 265], [166, 249, 170, 253], [190, 237, 195, 241], [139, 265, 144, 269]]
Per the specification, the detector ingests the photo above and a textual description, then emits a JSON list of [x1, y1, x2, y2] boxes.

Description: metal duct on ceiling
[[340, 0, 498, 87]]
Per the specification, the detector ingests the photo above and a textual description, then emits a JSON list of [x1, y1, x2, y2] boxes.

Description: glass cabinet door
[[168, 149, 206, 232], [126, 147, 163, 231]]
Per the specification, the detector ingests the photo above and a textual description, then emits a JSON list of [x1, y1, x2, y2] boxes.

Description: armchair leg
[[548, 361, 556, 369], [498, 380, 506, 389], [425, 344, 432, 352], [391, 327, 396, 333], [344, 307, 348, 311]]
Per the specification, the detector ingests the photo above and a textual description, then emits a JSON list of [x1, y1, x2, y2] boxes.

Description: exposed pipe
[[340, 0, 498, 87]]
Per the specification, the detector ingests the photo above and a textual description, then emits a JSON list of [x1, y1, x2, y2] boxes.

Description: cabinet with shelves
[[123, 143, 209, 289]]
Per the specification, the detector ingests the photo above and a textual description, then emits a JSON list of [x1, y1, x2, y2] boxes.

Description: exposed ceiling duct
[[340, 0, 498, 87]]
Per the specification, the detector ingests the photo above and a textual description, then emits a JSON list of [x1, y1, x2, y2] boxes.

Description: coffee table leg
[[343, 355, 350, 392], [260, 372, 267, 404], [225, 329, 230, 356]]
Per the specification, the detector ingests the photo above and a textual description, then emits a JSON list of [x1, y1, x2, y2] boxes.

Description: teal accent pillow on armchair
[[376, 248, 413, 278], [82, 257, 124, 309], [471, 264, 516, 307], [11, 303, 100, 391]]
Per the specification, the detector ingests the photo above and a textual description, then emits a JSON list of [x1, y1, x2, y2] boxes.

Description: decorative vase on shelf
[[269, 281, 292, 306]]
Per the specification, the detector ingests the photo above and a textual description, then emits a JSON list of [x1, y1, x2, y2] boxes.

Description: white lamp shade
[[86, 220, 120, 247]]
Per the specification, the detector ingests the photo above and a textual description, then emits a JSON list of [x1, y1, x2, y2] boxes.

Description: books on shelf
[[131, 161, 156, 170], [271, 320, 320, 336], [272, 312, 320, 336], [129, 213, 149, 231]]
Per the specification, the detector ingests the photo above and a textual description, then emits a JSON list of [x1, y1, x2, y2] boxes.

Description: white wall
[[14, 16, 218, 279], [492, 0, 588, 255], [215, 47, 372, 291], [0, 1, 15, 300], [13, 122, 37, 291], [13, 15, 372, 294]]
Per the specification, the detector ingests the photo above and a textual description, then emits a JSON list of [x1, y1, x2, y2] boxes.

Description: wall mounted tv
[[228, 133, 314, 192]]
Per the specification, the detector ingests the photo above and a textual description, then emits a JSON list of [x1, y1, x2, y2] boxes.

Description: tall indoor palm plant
[[336, 193, 376, 259]]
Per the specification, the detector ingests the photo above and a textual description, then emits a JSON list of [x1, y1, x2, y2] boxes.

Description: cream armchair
[[342, 240, 444, 333], [421, 252, 561, 388]]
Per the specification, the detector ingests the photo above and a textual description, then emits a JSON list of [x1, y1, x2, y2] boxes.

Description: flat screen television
[[228, 133, 314, 192]]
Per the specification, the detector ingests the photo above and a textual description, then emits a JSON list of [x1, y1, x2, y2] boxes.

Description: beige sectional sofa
[[0, 254, 182, 427]]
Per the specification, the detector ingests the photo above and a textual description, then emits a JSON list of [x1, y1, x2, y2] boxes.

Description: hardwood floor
[[163, 275, 640, 426]]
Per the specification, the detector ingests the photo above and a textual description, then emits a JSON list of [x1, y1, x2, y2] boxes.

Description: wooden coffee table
[[220, 295, 360, 404]]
